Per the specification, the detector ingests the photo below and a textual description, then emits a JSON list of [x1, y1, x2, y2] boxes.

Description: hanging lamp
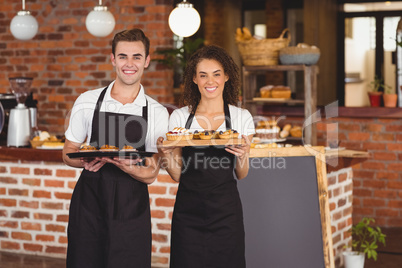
[[10, 0, 38, 40], [86, 0, 115, 37], [168, 0, 201, 37]]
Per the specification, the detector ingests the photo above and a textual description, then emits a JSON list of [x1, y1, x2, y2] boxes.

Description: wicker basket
[[236, 28, 291, 66]]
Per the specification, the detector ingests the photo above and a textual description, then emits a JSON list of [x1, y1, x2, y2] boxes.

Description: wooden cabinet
[[242, 65, 319, 145]]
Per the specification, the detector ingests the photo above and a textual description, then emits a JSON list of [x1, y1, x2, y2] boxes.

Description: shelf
[[242, 64, 318, 146], [251, 98, 304, 105]]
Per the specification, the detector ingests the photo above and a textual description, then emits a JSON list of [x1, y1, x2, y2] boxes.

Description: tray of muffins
[[67, 144, 155, 159], [161, 128, 245, 148]]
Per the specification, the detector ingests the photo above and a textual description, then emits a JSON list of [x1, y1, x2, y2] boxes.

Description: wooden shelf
[[250, 98, 305, 105], [242, 64, 319, 145]]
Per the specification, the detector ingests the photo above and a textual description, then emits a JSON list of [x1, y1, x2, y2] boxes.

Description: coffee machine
[[7, 77, 34, 147]]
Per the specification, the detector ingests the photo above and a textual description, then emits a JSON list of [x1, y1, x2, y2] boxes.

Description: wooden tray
[[161, 139, 245, 148]]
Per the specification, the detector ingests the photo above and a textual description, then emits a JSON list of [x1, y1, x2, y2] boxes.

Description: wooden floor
[[0, 228, 401, 267]]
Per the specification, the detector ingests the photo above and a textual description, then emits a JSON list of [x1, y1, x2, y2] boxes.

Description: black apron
[[170, 103, 246, 268], [67, 87, 151, 268]]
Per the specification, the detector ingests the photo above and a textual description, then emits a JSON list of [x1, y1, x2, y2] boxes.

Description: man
[[62, 28, 168, 268]]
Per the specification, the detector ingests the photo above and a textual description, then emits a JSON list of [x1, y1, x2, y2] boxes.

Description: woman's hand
[[156, 136, 182, 182], [157, 137, 178, 156], [81, 157, 107, 172], [225, 134, 251, 160]]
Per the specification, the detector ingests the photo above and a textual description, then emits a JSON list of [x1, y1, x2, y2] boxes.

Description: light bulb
[[10, 11, 38, 40], [85, 6, 115, 37], [168, 1, 201, 38]]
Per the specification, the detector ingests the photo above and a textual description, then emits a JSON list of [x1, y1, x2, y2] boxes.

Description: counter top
[[0, 146, 63, 163], [0, 146, 369, 171]]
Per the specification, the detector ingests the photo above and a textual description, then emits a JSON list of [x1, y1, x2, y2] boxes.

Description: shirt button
[[108, 103, 116, 111]]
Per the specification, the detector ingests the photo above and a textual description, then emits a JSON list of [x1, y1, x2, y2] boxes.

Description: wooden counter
[[0, 146, 369, 165], [0, 146, 63, 162]]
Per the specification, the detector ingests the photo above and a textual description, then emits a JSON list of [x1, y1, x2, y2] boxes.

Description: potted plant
[[367, 76, 386, 107], [343, 217, 386, 268], [153, 38, 204, 88], [383, 86, 398, 107]]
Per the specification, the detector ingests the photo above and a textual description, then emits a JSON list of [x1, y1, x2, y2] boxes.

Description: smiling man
[[62, 29, 168, 268]]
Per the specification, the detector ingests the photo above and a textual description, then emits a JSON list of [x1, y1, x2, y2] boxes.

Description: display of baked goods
[[256, 120, 280, 140], [99, 145, 119, 151], [30, 131, 64, 148], [259, 85, 291, 99], [166, 127, 193, 141]]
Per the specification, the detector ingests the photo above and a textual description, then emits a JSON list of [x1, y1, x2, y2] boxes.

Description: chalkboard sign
[[238, 146, 334, 268]]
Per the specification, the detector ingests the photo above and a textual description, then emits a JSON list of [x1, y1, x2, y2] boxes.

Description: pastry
[[166, 127, 193, 141], [217, 129, 239, 139], [271, 86, 291, 99], [80, 144, 97, 151], [290, 126, 302, 138], [199, 131, 212, 140], [193, 130, 200, 139], [218, 130, 231, 139], [232, 129, 239, 139], [99, 145, 119, 151], [121, 145, 137, 151]]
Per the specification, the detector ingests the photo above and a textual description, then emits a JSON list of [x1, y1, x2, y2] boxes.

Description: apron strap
[[90, 86, 108, 144], [185, 101, 231, 130]]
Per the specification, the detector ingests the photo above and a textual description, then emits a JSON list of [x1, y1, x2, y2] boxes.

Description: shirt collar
[[105, 81, 147, 107]]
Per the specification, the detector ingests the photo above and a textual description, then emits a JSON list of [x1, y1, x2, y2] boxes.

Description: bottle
[[396, 17, 402, 107]]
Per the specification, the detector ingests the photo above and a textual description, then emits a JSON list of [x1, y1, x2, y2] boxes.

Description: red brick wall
[[283, 115, 402, 228], [0, 0, 175, 136], [0, 161, 177, 267]]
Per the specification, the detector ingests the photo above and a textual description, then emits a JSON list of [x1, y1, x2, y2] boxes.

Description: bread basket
[[236, 29, 291, 66]]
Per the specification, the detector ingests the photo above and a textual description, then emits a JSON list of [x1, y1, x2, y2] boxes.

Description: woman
[[158, 45, 255, 267]]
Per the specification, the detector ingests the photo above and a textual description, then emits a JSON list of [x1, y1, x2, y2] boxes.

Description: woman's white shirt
[[168, 105, 255, 136]]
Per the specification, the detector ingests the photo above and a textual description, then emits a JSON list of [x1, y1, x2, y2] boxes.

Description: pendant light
[[168, 0, 201, 37], [85, 0, 115, 37], [10, 0, 38, 40]]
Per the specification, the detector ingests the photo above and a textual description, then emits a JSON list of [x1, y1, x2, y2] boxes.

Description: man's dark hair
[[112, 28, 150, 57]]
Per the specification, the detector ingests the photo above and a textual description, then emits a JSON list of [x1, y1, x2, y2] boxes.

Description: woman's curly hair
[[181, 45, 240, 113]]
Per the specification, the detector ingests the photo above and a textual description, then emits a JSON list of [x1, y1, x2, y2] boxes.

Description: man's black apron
[[170, 103, 246, 268], [67, 87, 151, 268]]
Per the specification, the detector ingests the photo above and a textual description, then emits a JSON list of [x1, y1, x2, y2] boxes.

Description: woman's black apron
[[67, 87, 151, 268], [170, 103, 246, 268]]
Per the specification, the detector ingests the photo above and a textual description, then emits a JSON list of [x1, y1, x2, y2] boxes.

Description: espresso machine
[[7, 77, 34, 147]]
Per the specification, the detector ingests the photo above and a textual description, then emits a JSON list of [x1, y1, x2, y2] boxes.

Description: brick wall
[[0, 0, 175, 136], [327, 168, 353, 268], [281, 115, 402, 228], [0, 161, 177, 267]]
